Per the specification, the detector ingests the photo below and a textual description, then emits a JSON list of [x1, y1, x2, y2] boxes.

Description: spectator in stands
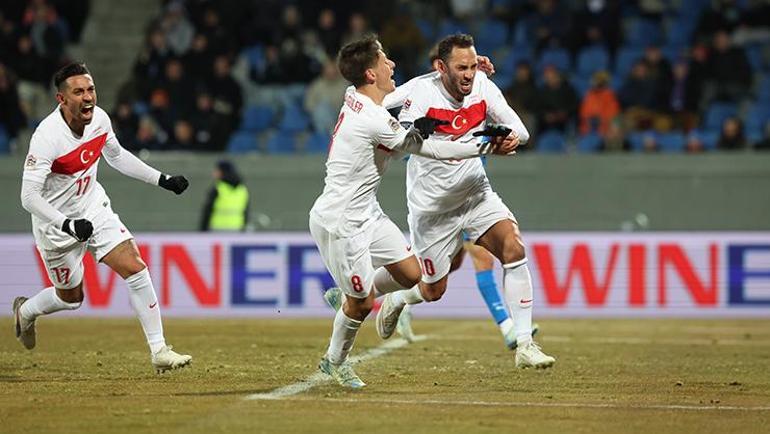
[[601, 119, 631, 152], [534, 64, 577, 133], [208, 55, 243, 144], [191, 90, 230, 151], [133, 28, 172, 95], [504, 62, 539, 133], [379, 10, 426, 79], [134, 116, 164, 150], [580, 70, 620, 136], [668, 61, 701, 131], [161, 1, 194, 56], [154, 58, 195, 122], [685, 132, 705, 153], [200, 160, 250, 232], [705, 30, 752, 103], [527, 0, 569, 52], [111, 101, 138, 150], [717, 116, 747, 150], [198, 7, 235, 57], [641, 46, 672, 109], [0, 63, 27, 140], [304, 59, 347, 134], [184, 33, 214, 80], [641, 132, 659, 152], [315, 8, 342, 59], [169, 119, 199, 150], [567, 0, 622, 56], [342, 12, 369, 46], [695, 0, 745, 42], [620, 61, 660, 130]]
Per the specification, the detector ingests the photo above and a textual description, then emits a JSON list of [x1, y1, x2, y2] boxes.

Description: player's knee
[[421, 284, 446, 302], [125, 257, 147, 277], [57, 284, 84, 307], [502, 235, 526, 264]]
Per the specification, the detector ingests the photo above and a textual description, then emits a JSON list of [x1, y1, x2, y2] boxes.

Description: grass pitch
[[1, 317, 769, 434]]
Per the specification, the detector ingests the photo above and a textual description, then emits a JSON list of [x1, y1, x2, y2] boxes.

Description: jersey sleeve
[[22, 131, 55, 184], [382, 72, 433, 110], [101, 110, 161, 185], [374, 110, 409, 151], [483, 77, 530, 144], [396, 83, 428, 125]]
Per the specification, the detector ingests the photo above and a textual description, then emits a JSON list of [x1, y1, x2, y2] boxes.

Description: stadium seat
[[657, 132, 686, 152], [491, 70, 514, 91], [745, 103, 770, 136], [0, 125, 9, 154], [570, 75, 591, 97], [415, 18, 435, 42], [277, 104, 310, 133], [475, 19, 508, 54], [536, 130, 566, 153], [537, 48, 570, 73], [499, 45, 533, 75], [576, 45, 610, 77], [439, 19, 469, 38], [746, 44, 768, 72], [628, 131, 657, 152], [240, 105, 274, 132], [226, 131, 259, 153], [704, 102, 739, 131], [690, 129, 720, 150], [305, 132, 331, 154], [614, 46, 644, 79], [266, 132, 297, 154], [757, 76, 770, 102], [243, 44, 265, 70], [576, 132, 603, 153]]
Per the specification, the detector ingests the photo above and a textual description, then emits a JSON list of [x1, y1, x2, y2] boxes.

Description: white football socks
[[326, 308, 362, 365], [20, 286, 81, 321], [125, 268, 166, 354], [503, 258, 534, 346], [391, 285, 425, 308], [372, 267, 406, 297]]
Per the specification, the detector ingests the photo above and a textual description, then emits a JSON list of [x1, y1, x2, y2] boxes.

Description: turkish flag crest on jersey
[[51, 133, 108, 175], [426, 101, 487, 136]]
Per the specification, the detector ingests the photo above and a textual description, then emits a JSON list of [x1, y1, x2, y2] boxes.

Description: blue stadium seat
[[665, 16, 695, 48], [0, 125, 9, 154], [415, 18, 435, 42], [240, 105, 274, 132], [757, 76, 770, 102], [704, 102, 739, 130], [476, 19, 508, 54], [657, 132, 686, 152], [746, 44, 768, 72], [439, 19, 469, 38], [537, 48, 570, 73], [266, 132, 297, 154], [536, 130, 566, 153], [499, 45, 533, 75], [576, 132, 603, 153], [278, 104, 310, 133], [690, 129, 719, 150], [226, 131, 259, 153], [614, 46, 644, 79], [243, 45, 265, 70], [570, 75, 591, 97], [576, 45, 610, 77], [625, 18, 663, 47], [628, 131, 657, 152], [745, 103, 770, 136], [491, 70, 514, 91], [305, 132, 331, 154]]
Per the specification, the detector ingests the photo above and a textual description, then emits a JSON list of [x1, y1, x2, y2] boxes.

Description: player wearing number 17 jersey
[[309, 35, 519, 388], [13, 62, 191, 373], [381, 34, 555, 369]]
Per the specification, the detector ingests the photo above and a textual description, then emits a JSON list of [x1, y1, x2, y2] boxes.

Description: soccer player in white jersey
[[310, 35, 519, 388], [13, 62, 192, 373], [380, 34, 556, 369]]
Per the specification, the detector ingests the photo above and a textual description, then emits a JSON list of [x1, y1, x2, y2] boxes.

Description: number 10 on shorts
[[420, 258, 435, 277]]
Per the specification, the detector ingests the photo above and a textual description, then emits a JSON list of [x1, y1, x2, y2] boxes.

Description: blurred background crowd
[[1, 0, 769, 154]]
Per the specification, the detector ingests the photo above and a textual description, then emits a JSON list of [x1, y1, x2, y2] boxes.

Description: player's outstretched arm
[[399, 127, 514, 160], [102, 136, 188, 194]]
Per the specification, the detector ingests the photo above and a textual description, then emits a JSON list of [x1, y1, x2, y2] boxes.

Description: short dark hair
[[337, 34, 381, 87], [53, 62, 91, 90], [437, 33, 475, 64]]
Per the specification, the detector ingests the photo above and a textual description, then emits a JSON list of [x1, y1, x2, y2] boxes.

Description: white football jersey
[[23, 105, 118, 248], [398, 72, 528, 215], [310, 87, 409, 237]]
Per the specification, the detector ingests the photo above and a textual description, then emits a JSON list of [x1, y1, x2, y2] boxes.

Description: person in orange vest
[[200, 160, 249, 231]]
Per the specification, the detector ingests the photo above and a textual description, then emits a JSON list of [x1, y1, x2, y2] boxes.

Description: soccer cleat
[[396, 304, 415, 343], [12, 296, 36, 350], [319, 356, 366, 389], [323, 287, 343, 311], [375, 293, 404, 339], [504, 323, 540, 350], [515, 340, 555, 369], [151, 345, 192, 373]]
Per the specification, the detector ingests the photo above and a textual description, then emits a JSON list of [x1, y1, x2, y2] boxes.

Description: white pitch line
[[245, 335, 428, 401], [278, 396, 770, 412]]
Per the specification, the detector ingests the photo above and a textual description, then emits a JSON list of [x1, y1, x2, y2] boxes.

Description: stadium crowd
[[1, 0, 769, 154]]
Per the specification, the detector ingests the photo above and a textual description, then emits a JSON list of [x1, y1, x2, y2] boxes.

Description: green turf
[[1, 318, 769, 434]]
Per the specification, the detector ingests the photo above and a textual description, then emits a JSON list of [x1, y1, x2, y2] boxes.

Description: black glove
[[62, 218, 93, 242], [413, 117, 450, 139], [472, 125, 512, 138], [158, 174, 189, 195]]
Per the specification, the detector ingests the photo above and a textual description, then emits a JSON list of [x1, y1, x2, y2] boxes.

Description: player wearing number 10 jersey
[[309, 35, 519, 388], [13, 62, 192, 373]]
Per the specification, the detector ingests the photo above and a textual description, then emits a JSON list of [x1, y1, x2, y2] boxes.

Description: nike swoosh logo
[[149, 302, 157, 309], [520, 298, 533, 304], [406, 246, 412, 251]]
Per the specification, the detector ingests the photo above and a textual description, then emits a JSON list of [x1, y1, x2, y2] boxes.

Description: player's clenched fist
[[62, 218, 93, 242], [158, 174, 189, 195], [492, 133, 520, 155]]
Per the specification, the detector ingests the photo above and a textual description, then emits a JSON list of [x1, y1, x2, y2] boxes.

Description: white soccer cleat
[[151, 345, 192, 373], [396, 304, 415, 343], [319, 356, 366, 389], [323, 287, 343, 311], [515, 339, 555, 369], [376, 293, 404, 340], [504, 323, 540, 350], [12, 296, 36, 350]]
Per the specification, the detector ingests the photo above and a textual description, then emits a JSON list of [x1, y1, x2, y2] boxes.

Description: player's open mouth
[[81, 104, 94, 115]]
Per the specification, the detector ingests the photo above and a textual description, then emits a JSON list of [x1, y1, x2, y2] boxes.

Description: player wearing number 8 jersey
[[13, 62, 192, 373], [383, 33, 555, 369], [309, 35, 519, 388]]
